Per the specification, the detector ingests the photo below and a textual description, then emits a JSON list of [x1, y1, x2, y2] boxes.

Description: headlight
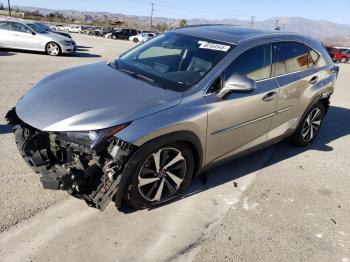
[[57, 123, 130, 148], [62, 40, 73, 46]]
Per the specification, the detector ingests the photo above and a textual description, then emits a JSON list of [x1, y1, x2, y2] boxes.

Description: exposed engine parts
[[7, 108, 136, 211]]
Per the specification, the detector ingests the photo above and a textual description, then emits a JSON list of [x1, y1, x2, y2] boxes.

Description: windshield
[[27, 23, 48, 34], [115, 32, 233, 91]]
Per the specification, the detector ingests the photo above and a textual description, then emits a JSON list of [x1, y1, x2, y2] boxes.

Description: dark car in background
[[94, 26, 114, 37], [111, 28, 139, 40]]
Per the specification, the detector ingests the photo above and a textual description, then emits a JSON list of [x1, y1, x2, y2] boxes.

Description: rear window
[[275, 42, 314, 75]]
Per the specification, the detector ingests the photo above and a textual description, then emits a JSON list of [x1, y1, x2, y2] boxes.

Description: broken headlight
[[57, 123, 130, 148]]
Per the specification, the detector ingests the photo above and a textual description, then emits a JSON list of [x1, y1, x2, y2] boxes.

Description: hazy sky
[[8, 0, 350, 25]]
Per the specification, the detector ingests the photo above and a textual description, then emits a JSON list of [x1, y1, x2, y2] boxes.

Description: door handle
[[309, 76, 319, 84], [262, 91, 278, 102]]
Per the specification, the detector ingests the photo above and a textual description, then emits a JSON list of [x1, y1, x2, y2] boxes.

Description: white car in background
[[0, 20, 76, 56], [67, 25, 83, 33], [129, 32, 156, 43]]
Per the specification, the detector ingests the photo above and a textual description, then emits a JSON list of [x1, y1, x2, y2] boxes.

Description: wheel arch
[[295, 94, 330, 132], [114, 131, 204, 209], [45, 41, 62, 55]]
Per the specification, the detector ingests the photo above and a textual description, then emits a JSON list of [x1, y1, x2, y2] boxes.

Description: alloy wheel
[[301, 107, 322, 142], [137, 147, 186, 202], [47, 43, 60, 56]]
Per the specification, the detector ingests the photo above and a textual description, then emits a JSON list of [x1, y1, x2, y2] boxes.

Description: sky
[[7, 0, 350, 25]]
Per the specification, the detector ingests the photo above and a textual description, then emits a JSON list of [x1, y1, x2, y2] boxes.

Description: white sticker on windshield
[[198, 41, 230, 52]]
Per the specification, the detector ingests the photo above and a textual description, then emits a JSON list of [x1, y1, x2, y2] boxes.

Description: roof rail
[[173, 24, 239, 30]]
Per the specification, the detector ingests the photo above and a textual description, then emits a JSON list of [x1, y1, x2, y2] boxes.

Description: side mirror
[[217, 74, 256, 99]]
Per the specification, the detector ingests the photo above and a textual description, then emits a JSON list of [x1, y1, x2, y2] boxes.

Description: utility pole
[[274, 19, 280, 30], [7, 0, 11, 16], [250, 16, 255, 27], [150, 2, 154, 31]]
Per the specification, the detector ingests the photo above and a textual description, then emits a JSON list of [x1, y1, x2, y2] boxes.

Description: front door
[[10, 22, 41, 50], [205, 43, 279, 163], [0, 21, 14, 48]]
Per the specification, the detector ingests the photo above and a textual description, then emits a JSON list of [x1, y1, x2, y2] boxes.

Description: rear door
[[205, 43, 279, 163], [0, 21, 14, 48], [268, 41, 325, 140]]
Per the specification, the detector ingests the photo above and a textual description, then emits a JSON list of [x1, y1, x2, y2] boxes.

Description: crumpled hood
[[16, 62, 182, 131]]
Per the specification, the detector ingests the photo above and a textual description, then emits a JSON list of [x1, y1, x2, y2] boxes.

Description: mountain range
[[10, 5, 350, 40]]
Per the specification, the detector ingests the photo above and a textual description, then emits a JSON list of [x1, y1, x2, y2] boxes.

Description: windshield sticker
[[198, 41, 230, 52]]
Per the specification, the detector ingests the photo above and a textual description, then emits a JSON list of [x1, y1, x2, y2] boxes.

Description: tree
[[179, 19, 187, 27], [0, 3, 4, 10]]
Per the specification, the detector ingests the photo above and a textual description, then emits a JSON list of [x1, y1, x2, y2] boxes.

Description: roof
[[173, 25, 297, 44]]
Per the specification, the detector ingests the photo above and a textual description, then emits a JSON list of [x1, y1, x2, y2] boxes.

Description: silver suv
[[6, 26, 338, 210]]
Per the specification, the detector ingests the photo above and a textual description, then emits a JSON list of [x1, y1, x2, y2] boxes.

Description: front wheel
[[124, 142, 194, 209], [292, 102, 324, 146], [340, 57, 347, 63], [46, 42, 61, 56], [133, 38, 139, 43]]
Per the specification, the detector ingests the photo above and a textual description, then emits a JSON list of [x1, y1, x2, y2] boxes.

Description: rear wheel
[[340, 57, 347, 63], [112, 34, 117, 40], [133, 37, 139, 43], [124, 142, 194, 209], [46, 42, 61, 56], [292, 102, 324, 146]]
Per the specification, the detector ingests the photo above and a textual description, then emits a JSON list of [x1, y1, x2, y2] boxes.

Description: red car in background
[[326, 46, 350, 63]]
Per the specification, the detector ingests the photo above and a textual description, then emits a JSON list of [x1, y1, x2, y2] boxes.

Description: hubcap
[[138, 147, 186, 202], [47, 43, 59, 55], [301, 107, 322, 142]]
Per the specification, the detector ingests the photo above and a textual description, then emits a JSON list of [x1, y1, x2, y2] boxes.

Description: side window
[[0, 21, 10, 30], [224, 44, 272, 82], [12, 22, 31, 33], [275, 42, 313, 75], [309, 49, 319, 64]]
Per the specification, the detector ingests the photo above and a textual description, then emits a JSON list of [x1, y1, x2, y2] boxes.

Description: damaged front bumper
[[6, 108, 136, 210]]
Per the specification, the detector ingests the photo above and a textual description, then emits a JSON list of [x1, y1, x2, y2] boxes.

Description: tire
[[45, 42, 61, 56], [340, 57, 347, 63], [124, 142, 194, 209], [112, 35, 117, 40], [133, 38, 139, 43], [291, 102, 324, 146]]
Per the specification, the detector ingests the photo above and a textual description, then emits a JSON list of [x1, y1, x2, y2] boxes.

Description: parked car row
[[49, 23, 157, 43], [325, 45, 350, 63]]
